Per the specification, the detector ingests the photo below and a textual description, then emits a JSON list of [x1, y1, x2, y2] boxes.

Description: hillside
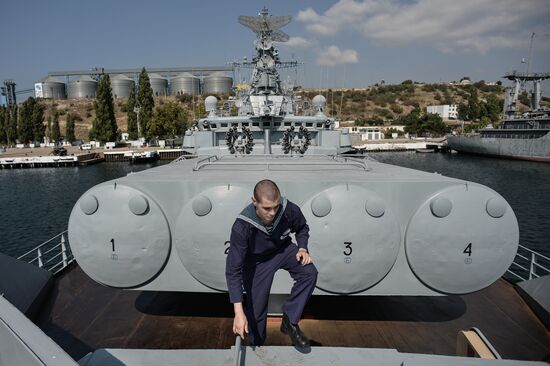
[[37, 81, 549, 141]]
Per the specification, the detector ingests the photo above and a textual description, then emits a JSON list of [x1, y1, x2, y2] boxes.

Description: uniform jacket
[[225, 197, 310, 303]]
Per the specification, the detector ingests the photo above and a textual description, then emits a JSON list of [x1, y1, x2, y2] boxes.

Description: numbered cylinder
[[68, 184, 171, 288], [175, 186, 250, 291], [405, 184, 519, 294], [303, 185, 401, 294]]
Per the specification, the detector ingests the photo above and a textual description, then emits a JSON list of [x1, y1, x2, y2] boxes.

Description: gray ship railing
[[507, 244, 550, 282], [191, 154, 371, 171], [17, 231, 73, 275]]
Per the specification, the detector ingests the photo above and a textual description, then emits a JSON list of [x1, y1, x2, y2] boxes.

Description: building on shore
[[427, 104, 458, 120]]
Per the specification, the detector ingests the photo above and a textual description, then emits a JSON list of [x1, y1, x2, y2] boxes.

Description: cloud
[[297, 0, 550, 53], [283, 36, 314, 48], [316, 45, 359, 66]]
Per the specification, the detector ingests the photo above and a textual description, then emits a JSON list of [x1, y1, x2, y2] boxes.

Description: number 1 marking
[[110, 238, 115, 252]]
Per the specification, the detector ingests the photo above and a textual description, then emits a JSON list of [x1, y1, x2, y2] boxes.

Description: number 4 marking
[[463, 243, 472, 257]]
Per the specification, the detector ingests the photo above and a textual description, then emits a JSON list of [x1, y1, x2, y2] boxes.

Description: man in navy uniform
[[226, 179, 317, 347]]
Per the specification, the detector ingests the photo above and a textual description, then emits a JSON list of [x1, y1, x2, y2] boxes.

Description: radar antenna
[[238, 7, 291, 42]]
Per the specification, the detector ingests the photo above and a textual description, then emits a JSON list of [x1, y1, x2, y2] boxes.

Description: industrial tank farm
[[35, 76, 66, 99], [110, 74, 134, 99], [170, 72, 200, 95], [203, 72, 233, 94], [67, 75, 97, 99], [148, 73, 168, 96]]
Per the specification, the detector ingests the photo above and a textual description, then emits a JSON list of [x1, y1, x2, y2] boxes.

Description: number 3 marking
[[343, 241, 352, 256]]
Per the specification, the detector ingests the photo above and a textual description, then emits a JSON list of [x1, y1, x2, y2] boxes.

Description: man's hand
[[296, 248, 312, 266], [233, 303, 248, 339]]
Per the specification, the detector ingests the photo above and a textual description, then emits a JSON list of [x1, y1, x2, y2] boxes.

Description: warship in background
[[448, 71, 550, 162], [1, 8, 549, 366]]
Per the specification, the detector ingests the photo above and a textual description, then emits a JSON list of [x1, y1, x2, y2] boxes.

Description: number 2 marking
[[463, 243, 472, 257], [343, 241, 352, 256], [224, 241, 230, 254]]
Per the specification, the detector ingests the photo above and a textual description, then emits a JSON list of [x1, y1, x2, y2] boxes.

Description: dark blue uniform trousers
[[243, 244, 318, 346]]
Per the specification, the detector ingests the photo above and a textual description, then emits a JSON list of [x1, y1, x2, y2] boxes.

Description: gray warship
[[1, 8, 549, 366], [447, 71, 550, 162]]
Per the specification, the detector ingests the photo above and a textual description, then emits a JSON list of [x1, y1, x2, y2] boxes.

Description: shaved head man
[[226, 180, 317, 348]]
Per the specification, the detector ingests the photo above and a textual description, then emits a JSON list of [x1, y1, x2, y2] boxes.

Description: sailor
[[226, 179, 317, 347]]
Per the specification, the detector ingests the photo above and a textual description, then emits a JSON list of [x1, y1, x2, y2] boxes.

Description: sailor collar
[[238, 197, 288, 235]]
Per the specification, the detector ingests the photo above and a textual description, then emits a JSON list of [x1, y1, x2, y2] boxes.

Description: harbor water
[[0, 153, 548, 259]]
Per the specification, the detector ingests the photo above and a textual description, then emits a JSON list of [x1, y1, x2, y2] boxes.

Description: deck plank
[[36, 264, 550, 362]]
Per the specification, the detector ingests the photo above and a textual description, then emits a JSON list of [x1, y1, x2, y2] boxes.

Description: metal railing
[[17, 231, 74, 275], [506, 244, 550, 282], [191, 154, 371, 171]]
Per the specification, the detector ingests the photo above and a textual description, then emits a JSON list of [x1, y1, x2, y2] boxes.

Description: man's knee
[[302, 263, 318, 283]]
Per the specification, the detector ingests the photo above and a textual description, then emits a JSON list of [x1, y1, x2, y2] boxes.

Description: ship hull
[[447, 132, 550, 162]]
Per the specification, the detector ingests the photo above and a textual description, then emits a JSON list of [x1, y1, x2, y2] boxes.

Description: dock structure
[[0, 153, 103, 169], [103, 149, 188, 162]]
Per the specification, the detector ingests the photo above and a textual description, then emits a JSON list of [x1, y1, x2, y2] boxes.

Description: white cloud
[[317, 45, 359, 66], [283, 36, 314, 48], [297, 0, 550, 53]]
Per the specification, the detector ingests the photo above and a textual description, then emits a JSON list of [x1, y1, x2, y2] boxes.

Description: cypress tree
[[51, 110, 61, 143], [31, 100, 45, 143], [127, 83, 138, 139], [7, 106, 18, 145], [65, 113, 75, 142], [137, 67, 154, 140], [0, 107, 6, 144], [47, 113, 53, 142], [18, 99, 34, 144], [92, 74, 117, 143]]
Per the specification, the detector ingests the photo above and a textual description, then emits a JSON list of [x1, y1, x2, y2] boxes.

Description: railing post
[[529, 252, 536, 280], [61, 234, 68, 269], [37, 247, 43, 268]]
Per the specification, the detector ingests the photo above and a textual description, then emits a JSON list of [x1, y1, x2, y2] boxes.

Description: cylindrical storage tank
[[170, 72, 200, 95], [203, 72, 233, 94], [36, 77, 66, 99], [148, 73, 168, 97], [110, 74, 134, 99], [67, 76, 97, 99]]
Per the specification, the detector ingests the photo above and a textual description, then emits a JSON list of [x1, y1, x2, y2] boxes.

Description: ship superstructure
[[183, 7, 352, 156]]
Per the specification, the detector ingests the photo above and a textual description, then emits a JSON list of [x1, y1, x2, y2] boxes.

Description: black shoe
[[280, 313, 310, 348]]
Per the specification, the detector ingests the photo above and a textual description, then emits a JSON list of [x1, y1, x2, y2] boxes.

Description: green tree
[[467, 87, 481, 120], [457, 103, 469, 120], [18, 100, 34, 144], [51, 111, 61, 143], [137, 67, 154, 140], [91, 74, 117, 143], [127, 83, 138, 139], [0, 107, 7, 144], [31, 100, 45, 143], [149, 102, 188, 139], [6, 106, 18, 145], [65, 113, 76, 142], [47, 114, 52, 142]]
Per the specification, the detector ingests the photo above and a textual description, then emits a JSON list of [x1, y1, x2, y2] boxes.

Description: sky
[[2, 0, 550, 104]]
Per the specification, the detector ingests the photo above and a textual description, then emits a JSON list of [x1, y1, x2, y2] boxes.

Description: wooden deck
[[36, 264, 550, 362]]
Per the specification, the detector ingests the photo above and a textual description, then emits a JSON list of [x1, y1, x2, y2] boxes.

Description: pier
[[103, 149, 187, 162], [0, 146, 188, 168]]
